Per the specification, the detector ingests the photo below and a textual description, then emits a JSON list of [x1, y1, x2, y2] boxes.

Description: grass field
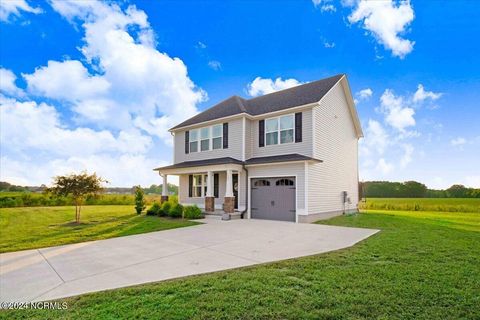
[[0, 205, 198, 253], [1, 209, 478, 319], [360, 197, 480, 213]]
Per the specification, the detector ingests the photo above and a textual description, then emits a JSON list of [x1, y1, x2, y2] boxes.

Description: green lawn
[[0, 205, 199, 253], [360, 197, 480, 213], [2, 210, 478, 319]]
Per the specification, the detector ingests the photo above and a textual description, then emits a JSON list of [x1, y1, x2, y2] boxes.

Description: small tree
[[46, 172, 106, 223], [134, 185, 146, 214]]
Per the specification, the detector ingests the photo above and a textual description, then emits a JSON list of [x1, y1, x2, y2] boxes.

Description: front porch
[[154, 158, 245, 219]]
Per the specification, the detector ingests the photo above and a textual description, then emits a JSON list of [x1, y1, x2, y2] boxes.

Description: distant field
[[360, 198, 480, 213], [0, 192, 176, 208], [0, 205, 197, 253]]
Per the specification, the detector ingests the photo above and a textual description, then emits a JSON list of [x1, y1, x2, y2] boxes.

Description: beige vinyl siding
[[244, 118, 252, 160], [250, 109, 313, 158], [308, 80, 359, 214], [247, 162, 306, 214], [174, 118, 243, 163]]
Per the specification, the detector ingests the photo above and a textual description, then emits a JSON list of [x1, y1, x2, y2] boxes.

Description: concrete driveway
[[1, 217, 378, 302]]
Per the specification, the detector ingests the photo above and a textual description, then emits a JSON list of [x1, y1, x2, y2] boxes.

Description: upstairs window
[[200, 127, 210, 151], [189, 129, 199, 153], [265, 114, 294, 146], [212, 124, 223, 150], [265, 118, 278, 146]]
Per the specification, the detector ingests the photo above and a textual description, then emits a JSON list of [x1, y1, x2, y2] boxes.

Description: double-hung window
[[212, 124, 223, 150], [279, 114, 294, 143], [265, 114, 294, 146], [192, 175, 202, 197], [189, 129, 199, 152], [200, 127, 210, 151], [265, 118, 278, 146]]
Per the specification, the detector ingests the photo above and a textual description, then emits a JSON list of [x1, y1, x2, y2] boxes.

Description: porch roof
[[154, 154, 322, 174], [154, 157, 243, 171]]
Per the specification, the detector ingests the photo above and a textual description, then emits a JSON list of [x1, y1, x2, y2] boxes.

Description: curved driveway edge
[[0, 218, 379, 303]]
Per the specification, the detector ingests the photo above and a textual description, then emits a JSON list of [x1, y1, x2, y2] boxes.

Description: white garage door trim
[[248, 175, 298, 223]]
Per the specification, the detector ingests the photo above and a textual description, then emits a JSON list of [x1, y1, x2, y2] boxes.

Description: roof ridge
[[233, 95, 248, 113], [246, 74, 344, 102]]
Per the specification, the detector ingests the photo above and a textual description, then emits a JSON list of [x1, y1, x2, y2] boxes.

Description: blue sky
[[0, 0, 479, 188]]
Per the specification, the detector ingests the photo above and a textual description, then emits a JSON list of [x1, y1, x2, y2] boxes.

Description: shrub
[[160, 201, 172, 217], [183, 205, 203, 219], [169, 203, 183, 218], [146, 202, 161, 216], [134, 186, 146, 215]]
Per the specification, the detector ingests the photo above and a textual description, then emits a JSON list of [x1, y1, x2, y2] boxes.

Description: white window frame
[[189, 129, 199, 153], [192, 174, 203, 198], [212, 124, 223, 150], [189, 124, 224, 153], [264, 114, 295, 146]]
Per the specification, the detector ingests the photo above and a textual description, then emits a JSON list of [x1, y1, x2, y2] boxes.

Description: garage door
[[251, 177, 296, 222]]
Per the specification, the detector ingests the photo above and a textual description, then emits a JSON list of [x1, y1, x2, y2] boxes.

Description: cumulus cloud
[[376, 158, 394, 174], [348, 0, 415, 58], [312, 0, 336, 12], [0, 0, 42, 22], [25, 0, 206, 143], [400, 143, 413, 168], [378, 89, 415, 131], [0, 68, 24, 97], [1, 0, 205, 186], [356, 88, 373, 102], [413, 84, 442, 103], [247, 77, 303, 97]]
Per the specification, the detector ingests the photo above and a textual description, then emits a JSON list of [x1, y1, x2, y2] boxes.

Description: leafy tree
[[446, 184, 468, 198], [134, 185, 146, 214], [46, 172, 106, 223]]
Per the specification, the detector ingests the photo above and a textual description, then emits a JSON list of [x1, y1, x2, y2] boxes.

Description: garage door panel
[[251, 177, 296, 222]]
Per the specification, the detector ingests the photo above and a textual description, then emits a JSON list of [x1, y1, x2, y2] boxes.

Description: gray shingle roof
[[154, 157, 243, 171], [154, 154, 321, 171], [170, 74, 343, 130]]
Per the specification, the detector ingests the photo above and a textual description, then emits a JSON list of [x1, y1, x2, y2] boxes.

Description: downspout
[[240, 164, 249, 219]]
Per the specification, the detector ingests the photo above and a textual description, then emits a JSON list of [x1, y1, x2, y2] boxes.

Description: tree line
[[360, 181, 480, 198]]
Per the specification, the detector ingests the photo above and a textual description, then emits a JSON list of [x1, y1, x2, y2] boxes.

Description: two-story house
[[154, 74, 363, 223]]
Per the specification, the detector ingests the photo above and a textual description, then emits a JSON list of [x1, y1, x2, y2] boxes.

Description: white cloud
[[379, 89, 415, 131], [247, 77, 303, 97], [208, 60, 222, 71], [0, 68, 24, 97], [451, 137, 466, 146], [376, 158, 394, 175], [25, 0, 206, 143], [0, 0, 206, 186], [400, 143, 413, 168], [348, 0, 415, 58], [464, 175, 480, 188], [196, 41, 207, 49], [356, 88, 373, 101], [321, 4, 336, 13], [323, 41, 335, 48], [360, 119, 389, 156], [0, 0, 42, 22], [413, 84, 442, 103]]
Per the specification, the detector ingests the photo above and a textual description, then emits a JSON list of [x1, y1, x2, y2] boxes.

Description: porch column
[[224, 169, 235, 213], [161, 174, 169, 204], [205, 171, 214, 212]]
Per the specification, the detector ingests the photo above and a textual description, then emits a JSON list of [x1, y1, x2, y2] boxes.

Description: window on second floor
[[188, 124, 224, 153], [265, 114, 294, 146]]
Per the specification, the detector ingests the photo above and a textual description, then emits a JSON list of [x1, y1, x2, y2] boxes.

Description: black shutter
[[214, 173, 219, 198], [185, 131, 190, 154], [295, 112, 302, 143], [223, 123, 228, 149], [188, 175, 193, 197], [259, 119, 265, 147]]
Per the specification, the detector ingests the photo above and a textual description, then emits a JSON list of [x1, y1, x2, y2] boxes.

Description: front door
[[233, 174, 238, 209]]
